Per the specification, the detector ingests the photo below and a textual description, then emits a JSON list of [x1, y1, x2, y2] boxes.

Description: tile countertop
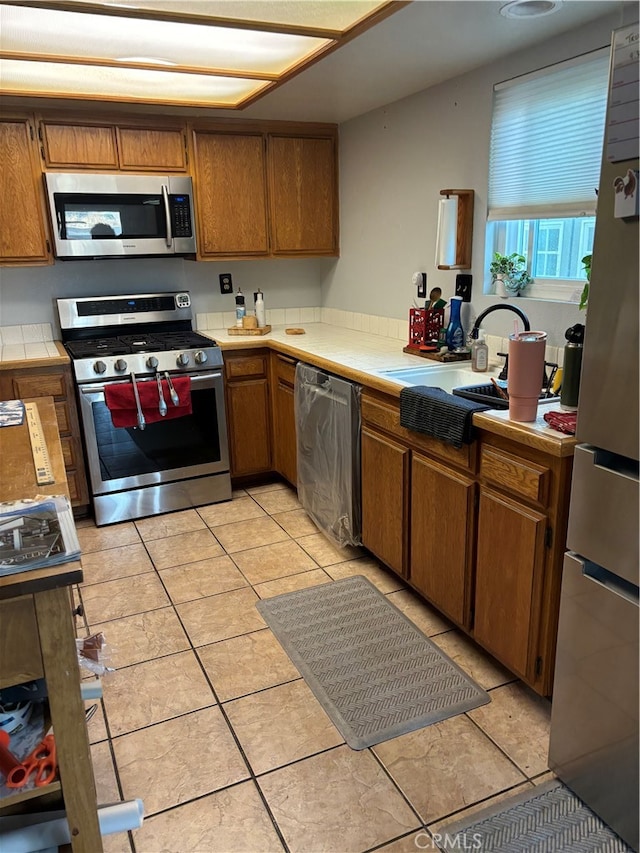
[[0, 322, 575, 457], [205, 323, 576, 458]]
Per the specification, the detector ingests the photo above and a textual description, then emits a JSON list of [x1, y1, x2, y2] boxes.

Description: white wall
[[0, 256, 328, 334], [322, 10, 627, 348]]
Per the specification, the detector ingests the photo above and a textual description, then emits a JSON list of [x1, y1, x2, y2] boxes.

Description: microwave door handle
[[161, 185, 172, 248]]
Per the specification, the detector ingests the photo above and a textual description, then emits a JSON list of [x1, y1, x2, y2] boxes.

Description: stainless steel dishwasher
[[295, 363, 361, 547]]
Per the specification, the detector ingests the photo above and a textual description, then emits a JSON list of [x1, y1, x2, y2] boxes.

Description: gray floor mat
[[436, 781, 633, 853], [256, 575, 489, 750]]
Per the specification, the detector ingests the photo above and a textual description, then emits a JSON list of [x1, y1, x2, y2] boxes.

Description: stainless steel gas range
[[58, 292, 231, 526]]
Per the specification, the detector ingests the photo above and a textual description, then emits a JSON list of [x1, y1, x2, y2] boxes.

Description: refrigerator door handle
[[592, 447, 639, 480], [580, 557, 639, 606]]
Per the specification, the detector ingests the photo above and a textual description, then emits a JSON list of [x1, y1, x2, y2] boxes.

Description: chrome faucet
[[470, 304, 531, 339]]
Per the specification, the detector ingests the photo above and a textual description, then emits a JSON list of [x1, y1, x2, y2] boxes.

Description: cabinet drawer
[[273, 355, 297, 386], [225, 354, 268, 380], [13, 373, 65, 399], [0, 596, 44, 689], [480, 445, 549, 505], [361, 394, 473, 470], [66, 469, 80, 503]]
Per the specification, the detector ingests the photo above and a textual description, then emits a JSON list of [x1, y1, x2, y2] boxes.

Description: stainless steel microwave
[[45, 172, 197, 259]]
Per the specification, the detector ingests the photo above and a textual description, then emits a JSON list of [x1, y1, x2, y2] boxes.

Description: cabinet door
[[40, 122, 118, 168], [226, 379, 272, 477], [410, 454, 475, 627], [268, 135, 338, 255], [272, 376, 297, 486], [0, 117, 51, 264], [474, 487, 546, 679], [192, 132, 268, 257], [361, 426, 409, 577], [117, 126, 187, 171], [7, 366, 89, 510]]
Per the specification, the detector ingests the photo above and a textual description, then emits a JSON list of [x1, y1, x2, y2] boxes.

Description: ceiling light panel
[[0, 59, 270, 106], [0, 5, 331, 76], [52, 0, 390, 33]]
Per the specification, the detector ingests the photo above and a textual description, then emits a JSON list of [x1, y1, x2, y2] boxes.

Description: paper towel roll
[[435, 196, 458, 267], [0, 799, 144, 852]]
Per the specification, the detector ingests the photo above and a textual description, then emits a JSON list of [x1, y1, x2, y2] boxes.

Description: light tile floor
[[76, 482, 553, 853]]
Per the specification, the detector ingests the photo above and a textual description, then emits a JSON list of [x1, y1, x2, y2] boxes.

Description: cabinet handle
[[73, 604, 84, 618]]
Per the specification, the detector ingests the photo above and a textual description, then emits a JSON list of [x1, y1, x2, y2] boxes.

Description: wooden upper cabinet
[[0, 116, 51, 265], [117, 127, 187, 171], [268, 135, 338, 255], [192, 132, 269, 257], [41, 122, 118, 169], [40, 121, 188, 171]]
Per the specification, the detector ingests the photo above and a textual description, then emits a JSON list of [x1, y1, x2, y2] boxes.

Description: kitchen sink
[[379, 364, 501, 394]]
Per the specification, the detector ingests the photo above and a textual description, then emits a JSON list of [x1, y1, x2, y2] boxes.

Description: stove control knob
[[194, 350, 208, 365], [176, 353, 190, 367], [146, 356, 159, 370], [94, 360, 107, 374], [114, 358, 128, 372]]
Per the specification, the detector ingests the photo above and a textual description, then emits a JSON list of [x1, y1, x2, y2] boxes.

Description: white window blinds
[[488, 50, 609, 221]]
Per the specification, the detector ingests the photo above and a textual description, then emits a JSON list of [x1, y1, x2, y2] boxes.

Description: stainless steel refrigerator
[[548, 23, 639, 851]]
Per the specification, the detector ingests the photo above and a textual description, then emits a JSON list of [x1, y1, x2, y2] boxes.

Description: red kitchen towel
[[104, 376, 192, 428], [543, 410, 577, 435]]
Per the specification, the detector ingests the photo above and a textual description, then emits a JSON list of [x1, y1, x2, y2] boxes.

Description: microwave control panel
[[169, 195, 193, 237]]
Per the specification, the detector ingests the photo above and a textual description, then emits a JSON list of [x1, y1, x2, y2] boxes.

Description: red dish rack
[[407, 308, 445, 350]]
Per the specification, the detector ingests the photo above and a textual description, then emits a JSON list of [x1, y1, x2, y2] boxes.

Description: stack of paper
[[0, 495, 81, 577]]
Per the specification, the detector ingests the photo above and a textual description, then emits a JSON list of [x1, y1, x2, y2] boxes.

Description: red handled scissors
[[6, 733, 57, 789]]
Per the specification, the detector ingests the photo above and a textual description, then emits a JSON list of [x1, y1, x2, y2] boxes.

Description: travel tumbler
[[507, 331, 547, 422]]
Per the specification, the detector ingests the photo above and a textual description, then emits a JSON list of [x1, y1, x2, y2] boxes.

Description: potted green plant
[[579, 253, 591, 311], [490, 252, 534, 298]]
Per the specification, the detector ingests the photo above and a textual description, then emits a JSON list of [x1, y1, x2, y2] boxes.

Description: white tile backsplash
[[22, 324, 44, 343], [300, 307, 315, 323], [285, 308, 301, 325], [1, 326, 24, 345]]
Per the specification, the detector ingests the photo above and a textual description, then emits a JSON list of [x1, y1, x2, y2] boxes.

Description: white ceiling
[[235, 0, 619, 123]]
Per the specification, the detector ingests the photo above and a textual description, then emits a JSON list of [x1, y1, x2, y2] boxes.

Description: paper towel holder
[[435, 189, 474, 270]]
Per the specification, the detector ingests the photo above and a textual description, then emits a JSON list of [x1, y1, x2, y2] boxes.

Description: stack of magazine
[[0, 495, 81, 577]]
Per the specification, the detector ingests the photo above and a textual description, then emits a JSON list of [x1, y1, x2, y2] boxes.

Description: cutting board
[[226, 325, 272, 336]]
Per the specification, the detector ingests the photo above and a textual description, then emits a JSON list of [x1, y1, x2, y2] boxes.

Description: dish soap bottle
[[235, 290, 246, 328], [255, 289, 266, 328], [446, 295, 465, 351], [471, 332, 488, 372]]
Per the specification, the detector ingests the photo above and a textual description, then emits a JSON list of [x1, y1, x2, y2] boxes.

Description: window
[[487, 49, 609, 301]]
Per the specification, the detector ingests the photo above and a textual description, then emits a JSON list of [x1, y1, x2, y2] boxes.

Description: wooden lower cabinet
[[360, 387, 573, 696], [410, 453, 475, 627], [270, 354, 298, 486], [0, 363, 89, 512], [224, 350, 272, 478], [361, 426, 409, 577], [474, 488, 547, 680]]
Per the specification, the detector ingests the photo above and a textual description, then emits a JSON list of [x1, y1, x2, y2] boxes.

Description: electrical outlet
[[219, 273, 233, 295], [455, 274, 472, 302], [412, 271, 427, 299]]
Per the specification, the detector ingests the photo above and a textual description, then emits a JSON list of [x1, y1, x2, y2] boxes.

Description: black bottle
[[560, 324, 585, 410]]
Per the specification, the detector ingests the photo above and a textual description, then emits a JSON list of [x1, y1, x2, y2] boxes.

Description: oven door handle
[[79, 371, 223, 394]]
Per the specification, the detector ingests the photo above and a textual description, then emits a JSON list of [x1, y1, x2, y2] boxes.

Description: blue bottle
[[446, 295, 465, 351]]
